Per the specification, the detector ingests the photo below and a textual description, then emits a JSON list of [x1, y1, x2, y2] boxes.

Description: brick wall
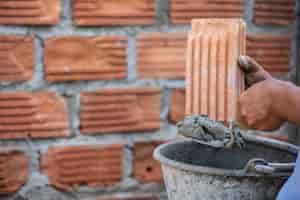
[[0, 0, 297, 200]]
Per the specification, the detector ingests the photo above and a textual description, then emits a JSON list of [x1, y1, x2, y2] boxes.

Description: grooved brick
[[80, 88, 161, 134], [41, 144, 123, 190], [247, 34, 292, 76], [186, 19, 245, 123], [0, 0, 60, 25], [137, 33, 187, 79], [134, 141, 164, 183], [253, 0, 295, 26], [170, 0, 244, 24], [45, 36, 127, 83], [169, 89, 185, 123], [97, 197, 159, 200], [0, 92, 69, 139], [0, 36, 34, 83], [0, 150, 29, 195], [73, 0, 155, 26]]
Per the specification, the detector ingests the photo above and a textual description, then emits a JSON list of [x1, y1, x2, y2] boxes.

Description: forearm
[[273, 80, 300, 127]]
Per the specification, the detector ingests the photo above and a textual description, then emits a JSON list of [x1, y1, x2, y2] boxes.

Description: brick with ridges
[[45, 36, 127, 83], [170, 0, 244, 24], [169, 89, 185, 123], [73, 0, 155, 26], [0, 92, 69, 139], [134, 141, 164, 183], [80, 88, 161, 134], [0, 150, 29, 195], [41, 144, 123, 190], [0, 36, 34, 83], [253, 0, 295, 26], [186, 19, 245, 124], [137, 33, 187, 79], [247, 34, 292, 75], [0, 0, 60, 25]]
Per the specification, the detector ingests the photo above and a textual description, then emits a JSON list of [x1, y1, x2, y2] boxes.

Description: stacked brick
[[0, 0, 296, 199]]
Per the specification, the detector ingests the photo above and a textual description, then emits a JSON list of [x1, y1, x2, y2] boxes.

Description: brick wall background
[[0, 0, 298, 200]]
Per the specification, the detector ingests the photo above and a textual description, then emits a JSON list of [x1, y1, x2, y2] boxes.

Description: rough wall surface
[[0, 0, 297, 200]]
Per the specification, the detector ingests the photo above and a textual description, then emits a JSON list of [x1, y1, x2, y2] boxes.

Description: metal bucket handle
[[241, 133, 298, 176], [244, 158, 295, 175]]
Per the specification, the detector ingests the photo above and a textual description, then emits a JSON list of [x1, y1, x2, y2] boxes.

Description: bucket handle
[[245, 158, 295, 175]]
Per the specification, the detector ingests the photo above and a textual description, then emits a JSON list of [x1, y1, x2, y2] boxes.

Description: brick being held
[[0, 150, 29, 195], [253, 0, 295, 26], [186, 19, 246, 123], [80, 87, 161, 134], [170, 0, 244, 24], [0, 92, 69, 139], [45, 36, 127, 83], [137, 33, 187, 79], [73, 0, 155, 26], [0, 36, 35, 83], [134, 141, 164, 183], [246, 34, 292, 76], [0, 0, 60, 25], [41, 144, 123, 190], [169, 89, 185, 124]]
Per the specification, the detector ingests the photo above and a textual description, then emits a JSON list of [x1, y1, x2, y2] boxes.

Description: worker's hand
[[238, 56, 272, 88], [237, 79, 285, 131]]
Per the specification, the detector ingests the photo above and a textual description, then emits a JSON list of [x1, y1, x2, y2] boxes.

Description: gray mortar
[[0, 0, 297, 199]]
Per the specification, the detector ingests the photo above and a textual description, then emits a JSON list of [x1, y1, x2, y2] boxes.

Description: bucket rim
[[153, 135, 299, 178]]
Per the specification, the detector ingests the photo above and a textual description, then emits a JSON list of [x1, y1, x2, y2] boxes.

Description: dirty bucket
[[154, 134, 299, 200]]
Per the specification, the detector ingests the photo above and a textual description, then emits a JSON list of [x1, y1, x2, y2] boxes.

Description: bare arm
[[274, 80, 300, 127]]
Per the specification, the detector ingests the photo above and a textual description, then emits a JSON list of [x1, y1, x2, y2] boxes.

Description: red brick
[[45, 36, 127, 83], [253, 0, 295, 26], [134, 141, 164, 183], [186, 19, 245, 124], [0, 92, 69, 139], [80, 88, 161, 134], [0, 0, 60, 25], [137, 33, 187, 79], [97, 197, 159, 200], [170, 0, 244, 24], [41, 144, 123, 191], [169, 89, 185, 123], [73, 0, 155, 26], [0, 36, 34, 83], [247, 34, 292, 76], [0, 150, 29, 195]]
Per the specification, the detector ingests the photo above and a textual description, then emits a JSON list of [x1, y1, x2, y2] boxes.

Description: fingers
[[238, 56, 262, 73], [246, 71, 270, 86]]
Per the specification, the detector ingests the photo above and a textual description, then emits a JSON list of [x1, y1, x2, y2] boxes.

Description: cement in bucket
[[154, 135, 299, 200]]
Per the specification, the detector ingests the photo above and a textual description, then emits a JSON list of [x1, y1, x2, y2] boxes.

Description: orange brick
[[73, 0, 155, 26], [169, 89, 185, 123], [0, 0, 60, 25], [45, 36, 127, 83], [186, 19, 245, 124], [41, 144, 123, 191], [0, 150, 29, 195], [0, 36, 34, 83], [80, 88, 161, 134], [170, 0, 244, 24], [134, 141, 164, 183], [97, 197, 159, 200], [137, 33, 187, 79], [253, 0, 295, 26], [247, 34, 292, 76], [0, 92, 69, 139]]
